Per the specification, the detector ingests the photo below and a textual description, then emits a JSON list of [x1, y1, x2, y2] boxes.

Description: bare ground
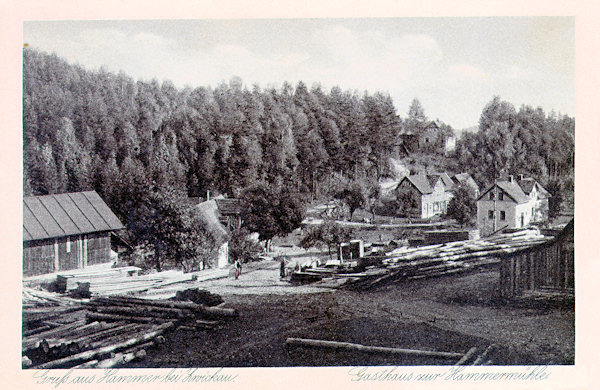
[[124, 262, 574, 367]]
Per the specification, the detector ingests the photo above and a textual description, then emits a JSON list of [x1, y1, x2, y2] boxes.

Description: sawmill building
[[23, 191, 124, 277]]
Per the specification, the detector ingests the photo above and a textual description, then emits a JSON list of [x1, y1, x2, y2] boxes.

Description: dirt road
[[125, 266, 574, 367]]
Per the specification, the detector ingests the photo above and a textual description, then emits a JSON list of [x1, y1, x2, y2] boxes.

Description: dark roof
[[422, 120, 440, 129], [477, 181, 530, 204], [214, 198, 244, 216], [23, 191, 124, 241], [398, 174, 433, 194], [452, 173, 479, 192], [517, 178, 551, 199]]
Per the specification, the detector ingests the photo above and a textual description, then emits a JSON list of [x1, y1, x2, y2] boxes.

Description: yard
[[124, 263, 574, 367]]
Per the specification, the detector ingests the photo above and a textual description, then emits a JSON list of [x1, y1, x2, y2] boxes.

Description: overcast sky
[[23, 17, 573, 130]]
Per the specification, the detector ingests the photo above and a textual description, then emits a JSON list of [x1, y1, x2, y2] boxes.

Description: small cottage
[[23, 191, 124, 277], [452, 172, 480, 197]]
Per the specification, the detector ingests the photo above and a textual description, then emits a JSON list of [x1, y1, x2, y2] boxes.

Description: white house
[[476, 176, 550, 236]]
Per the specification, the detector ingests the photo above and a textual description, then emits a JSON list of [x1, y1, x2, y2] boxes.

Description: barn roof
[[23, 191, 124, 242], [436, 172, 455, 188]]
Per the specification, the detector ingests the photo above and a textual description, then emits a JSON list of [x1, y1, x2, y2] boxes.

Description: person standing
[[280, 258, 286, 279], [234, 260, 241, 279]]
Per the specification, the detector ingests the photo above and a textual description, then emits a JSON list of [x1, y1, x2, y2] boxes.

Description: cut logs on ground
[[22, 288, 237, 369]]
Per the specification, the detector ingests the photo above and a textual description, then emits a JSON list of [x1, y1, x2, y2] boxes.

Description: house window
[[66, 237, 71, 253], [488, 210, 494, 219], [489, 192, 495, 200], [499, 191, 504, 201], [500, 211, 506, 220]]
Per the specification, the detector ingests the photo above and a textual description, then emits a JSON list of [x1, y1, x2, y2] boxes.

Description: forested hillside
[[23, 49, 404, 201], [23, 48, 574, 253]]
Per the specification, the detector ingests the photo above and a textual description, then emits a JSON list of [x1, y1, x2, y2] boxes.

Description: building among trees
[[394, 173, 453, 219], [23, 191, 124, 277], [476, 175, 550, 236], [418, 120, 456, 155]]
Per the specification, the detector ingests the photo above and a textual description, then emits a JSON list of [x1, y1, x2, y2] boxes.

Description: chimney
[[509, 175, 514, 183], [206, 190, 210, 202], [519, 174, 524, 181]]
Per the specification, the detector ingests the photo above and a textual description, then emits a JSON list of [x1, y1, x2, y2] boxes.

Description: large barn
[[23, 191, 124, 277]]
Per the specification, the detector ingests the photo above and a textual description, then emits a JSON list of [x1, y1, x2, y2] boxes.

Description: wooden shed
[[23, 191, 124, 277], [498, 219, 574, 298]]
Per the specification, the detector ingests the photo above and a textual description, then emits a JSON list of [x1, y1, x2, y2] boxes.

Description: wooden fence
[[499, 220, 574, 298]]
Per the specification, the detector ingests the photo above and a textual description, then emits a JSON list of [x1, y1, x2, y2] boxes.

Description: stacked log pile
[[304, 229, 552, 290], [23, 289, 238, 369]]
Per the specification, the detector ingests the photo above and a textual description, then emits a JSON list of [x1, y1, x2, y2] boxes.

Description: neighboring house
[[452, 172, 480, 197], [476, 175, 550, 236], [418, 121, 456, 155], [23, 191, 124, 277], [498, 219, 573, 298], [195, 199, 230, 269], [394, 173, 453, 218], [517, 175, 551, 223], [214, 198, 244, 230]]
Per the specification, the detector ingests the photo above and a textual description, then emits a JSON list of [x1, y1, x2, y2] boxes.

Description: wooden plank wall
[[499, 234, 574, 298]]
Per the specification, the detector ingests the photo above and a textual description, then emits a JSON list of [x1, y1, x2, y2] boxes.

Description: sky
[[23, 17, 574, 130]]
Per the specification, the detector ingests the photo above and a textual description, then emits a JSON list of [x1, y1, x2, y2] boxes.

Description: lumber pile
[[300, 229, 552, 290], [58, 268, 195, 297], [23, 287, 82, 308], [23, 289, 238, 369]]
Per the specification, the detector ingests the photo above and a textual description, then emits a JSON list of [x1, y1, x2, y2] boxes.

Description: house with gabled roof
[[23, 191, 124, 277], [517, 175, 551, 223], [394, 173, 453, 218], [418, 120, 456, 155], [476, 175, 550, 236], [452, 172, 480, 197]]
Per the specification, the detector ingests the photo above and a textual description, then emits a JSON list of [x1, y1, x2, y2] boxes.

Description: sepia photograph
[[18, 14, 578, 375]]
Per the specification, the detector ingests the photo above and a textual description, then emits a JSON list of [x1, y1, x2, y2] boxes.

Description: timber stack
[[298, 229, 552, 290], [22, 288, 238, 369]]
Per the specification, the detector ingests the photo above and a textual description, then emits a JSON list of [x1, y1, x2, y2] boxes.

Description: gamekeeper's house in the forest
[[23, 191, 124, 277]]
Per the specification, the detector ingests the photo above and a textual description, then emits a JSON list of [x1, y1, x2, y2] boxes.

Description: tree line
[[23, 48, 574, 267]]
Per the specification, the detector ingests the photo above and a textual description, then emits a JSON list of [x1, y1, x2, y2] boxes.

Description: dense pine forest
[[23, 48, 574, 267]]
